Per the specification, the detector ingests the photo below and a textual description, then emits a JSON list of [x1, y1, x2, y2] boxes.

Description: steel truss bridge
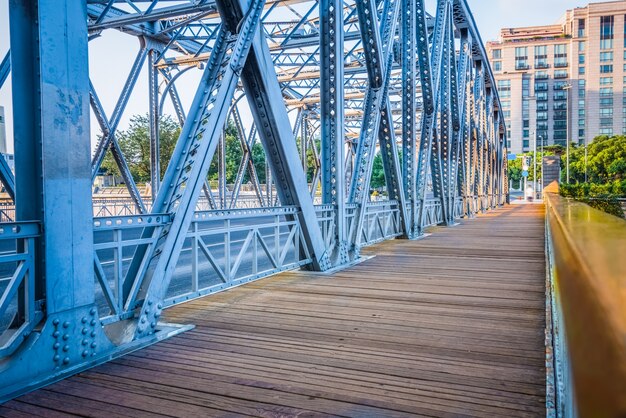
[[0, 0, 508, 401]]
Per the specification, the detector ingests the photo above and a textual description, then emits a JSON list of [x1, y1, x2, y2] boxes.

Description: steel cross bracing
[[0, 0, 507, 400]]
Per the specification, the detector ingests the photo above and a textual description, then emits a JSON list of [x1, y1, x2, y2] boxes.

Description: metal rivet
[[63, 345, 69, 352], [53, 331, 60, 338], [53, 355, 60, 362], [63, 321, 70, 328], [81, 327, 88, 335], [90, 308, 97, 315], [62, 334, 69, 341], [90, 331, 96, 337], [53, 342, 60, 349], [82, 339, 89, 346], [81, 317, 88, 324], [82, 350, 89, 357], [63, 357, 70, 365], [90, 319, 97, 326], [52, 319, 60, 326], [91, 342, 97, 348]]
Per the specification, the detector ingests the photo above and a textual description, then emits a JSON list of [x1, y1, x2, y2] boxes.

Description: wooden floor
[[0, 204, 547, 418]]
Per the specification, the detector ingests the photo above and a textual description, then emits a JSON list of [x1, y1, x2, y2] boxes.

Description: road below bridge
[[0, 204, 547, 417]]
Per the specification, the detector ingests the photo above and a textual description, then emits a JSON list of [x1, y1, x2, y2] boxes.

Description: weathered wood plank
[[0, 204, 547, 417]]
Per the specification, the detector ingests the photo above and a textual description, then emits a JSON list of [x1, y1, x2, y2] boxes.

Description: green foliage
[[581, 198, 625, 218], [101, 114, 249, 185], [567, 135, 626, 184], [507, 149, 557, 188], [370, 153, 386, 190], [101, 114, 180, 183], [207, 122, 242, 184], [560, 181, 626, 219]]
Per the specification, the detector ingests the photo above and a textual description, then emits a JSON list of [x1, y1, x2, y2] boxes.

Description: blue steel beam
[[320, 0, 348, 264], [0, 51, 10, 89], [1, 0, 188, 401]]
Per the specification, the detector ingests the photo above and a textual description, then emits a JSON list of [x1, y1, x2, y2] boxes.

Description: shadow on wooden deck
[[0, 204, 547, 417]]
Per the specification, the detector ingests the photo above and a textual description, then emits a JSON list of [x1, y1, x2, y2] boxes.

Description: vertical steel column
[[148, 49, 161, 201], [10, 0, 93, 314], [320, 0, 347, 264], [401, 0, 418, 237], [2, 1, 185, 401]]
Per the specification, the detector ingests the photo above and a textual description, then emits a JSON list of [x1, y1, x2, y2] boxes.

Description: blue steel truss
[[0, 0, 507, 401]]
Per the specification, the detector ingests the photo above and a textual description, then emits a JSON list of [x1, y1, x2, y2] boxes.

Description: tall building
[[486, 1, 626, 154]]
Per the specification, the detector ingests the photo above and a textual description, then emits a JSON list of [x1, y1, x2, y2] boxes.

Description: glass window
[[600, 87, 613, 96], [554, 70, 568, 79], [579, 66, 585, 75], [600, 77, 613, 85], [600, 64, 613, 73], [554, 44, 567, 67], [494, 61, 502, 71], [578, 18, 585, 37], [515, 47, 529, 70], [601, 15, 614, 40], [600, 51, 614, 62], [492, 49, 502, 59], [578, 41, 585, 52], [599, 128, 613, 136]]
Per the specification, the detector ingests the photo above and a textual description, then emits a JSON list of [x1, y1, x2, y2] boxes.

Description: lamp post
[[563, 83, 572, 184]]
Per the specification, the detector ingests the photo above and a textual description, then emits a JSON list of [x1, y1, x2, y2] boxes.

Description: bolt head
[[63, 357, 70, 365]]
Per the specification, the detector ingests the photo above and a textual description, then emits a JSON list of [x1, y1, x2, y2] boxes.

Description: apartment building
[[486, 1, 626, 154]]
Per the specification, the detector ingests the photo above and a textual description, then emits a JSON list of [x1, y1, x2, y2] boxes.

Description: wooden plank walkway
[[0, 204, 547, 417]]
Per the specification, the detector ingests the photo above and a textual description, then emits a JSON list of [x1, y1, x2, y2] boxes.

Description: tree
[[101, 115, 246, 185], [207, 122, 242, 184], [100, 114, 180, 183], [568, 135, 626, 184]]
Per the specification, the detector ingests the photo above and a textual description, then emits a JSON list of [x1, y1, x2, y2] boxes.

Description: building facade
[[486, 1, 626, 154]]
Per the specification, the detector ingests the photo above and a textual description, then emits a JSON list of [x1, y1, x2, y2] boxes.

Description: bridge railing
[[92, 207, 313, 320], [0, 222, 41, 358], [544, 184, 626, 417]]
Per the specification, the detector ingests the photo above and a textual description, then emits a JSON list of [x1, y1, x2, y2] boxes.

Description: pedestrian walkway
[[0, 205, 547, 417]]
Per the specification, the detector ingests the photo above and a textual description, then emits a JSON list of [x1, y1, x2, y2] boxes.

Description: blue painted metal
[[0, 0, 509, 401], [0, 51, 10, 89]]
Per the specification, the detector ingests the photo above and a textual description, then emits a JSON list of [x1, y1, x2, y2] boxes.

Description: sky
[[0, 0, 588, 153]]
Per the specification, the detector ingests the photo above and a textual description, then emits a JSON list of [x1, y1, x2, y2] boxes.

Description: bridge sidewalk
[[0, 204, 547, 417]]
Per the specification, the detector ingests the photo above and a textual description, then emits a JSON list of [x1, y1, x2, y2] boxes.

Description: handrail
[[544, 182, 626, 417]]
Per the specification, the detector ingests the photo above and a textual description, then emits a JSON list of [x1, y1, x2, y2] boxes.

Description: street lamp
[[563, 83, 572, 184]]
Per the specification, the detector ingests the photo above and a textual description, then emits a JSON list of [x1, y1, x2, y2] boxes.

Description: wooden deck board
[[0, 204, 547, 417]]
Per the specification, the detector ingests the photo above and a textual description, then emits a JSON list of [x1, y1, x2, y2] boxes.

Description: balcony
[[554, 72, 569, 79], [515, 63, 531, 71], [535, 62, 550, 69], [554, 61, 568, 68]]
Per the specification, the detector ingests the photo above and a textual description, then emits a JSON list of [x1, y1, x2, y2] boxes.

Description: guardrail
[[544, 184, 626, 417], [0, 222, 41, 358], [92, 207, 313, 321]]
